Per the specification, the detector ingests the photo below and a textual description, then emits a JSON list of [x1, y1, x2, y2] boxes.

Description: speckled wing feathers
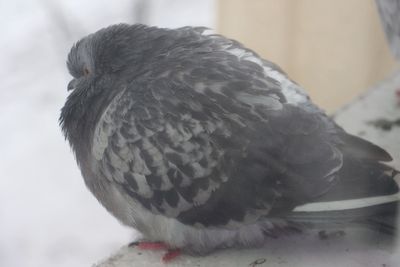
[[94, 83, 231, 219], [91, 29, 344, 228]]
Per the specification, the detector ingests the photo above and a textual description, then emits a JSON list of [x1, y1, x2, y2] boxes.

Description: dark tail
[[287, 160, 399, 235]]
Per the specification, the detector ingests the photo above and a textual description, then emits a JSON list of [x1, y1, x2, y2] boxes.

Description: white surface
[[96, 230, 398, 267], [95, 71, 400, 267], [0, 1, 215, 267]]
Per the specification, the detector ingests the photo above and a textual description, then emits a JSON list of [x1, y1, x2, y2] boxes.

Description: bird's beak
[[67, 79, 77, 91]]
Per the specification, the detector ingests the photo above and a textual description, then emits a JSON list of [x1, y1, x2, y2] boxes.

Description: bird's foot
[[130, 241, 168, 250], [128, 241, 181, 262]]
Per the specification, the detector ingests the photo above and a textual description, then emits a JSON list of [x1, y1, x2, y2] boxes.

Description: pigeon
[[60, 24, 400, 256]]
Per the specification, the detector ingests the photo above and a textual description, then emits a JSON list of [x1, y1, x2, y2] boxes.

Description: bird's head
[[62, 24, 151, 145], [66, 23, 151, 93]]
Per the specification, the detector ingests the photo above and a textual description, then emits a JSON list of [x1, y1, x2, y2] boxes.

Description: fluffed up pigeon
[[60, 24, 399, 256]]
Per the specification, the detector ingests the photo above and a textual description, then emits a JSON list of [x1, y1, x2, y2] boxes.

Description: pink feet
[[129, 241, 181, 263], [136, 241, 168, 250]]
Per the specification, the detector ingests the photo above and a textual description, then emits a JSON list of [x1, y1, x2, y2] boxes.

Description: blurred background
[[0, 0, 398, 267]]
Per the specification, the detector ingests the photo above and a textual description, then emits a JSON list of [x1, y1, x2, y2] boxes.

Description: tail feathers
[[363, 204, 399, 234], [338, 133, 393, 162], [288, 169, 400, 235], [313, 161, 399, 202], [288, 201, 399, 235]]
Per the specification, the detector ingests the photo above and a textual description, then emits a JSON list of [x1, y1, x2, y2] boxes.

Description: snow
[[0, 1, 215, 267]]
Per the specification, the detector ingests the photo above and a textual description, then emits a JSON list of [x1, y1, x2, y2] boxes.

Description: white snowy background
[[0, 1, 215, 267]]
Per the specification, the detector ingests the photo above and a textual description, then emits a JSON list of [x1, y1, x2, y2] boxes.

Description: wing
[[90, 30, 376, 228]]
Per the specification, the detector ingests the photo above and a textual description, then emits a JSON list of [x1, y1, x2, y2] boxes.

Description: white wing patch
[[293, 191, 400, 212], [265, 68, 309, 105], [225, 46, 309, 105]]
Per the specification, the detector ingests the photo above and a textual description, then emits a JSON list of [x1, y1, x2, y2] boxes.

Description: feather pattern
[[89, 26, 345, 228], [60, 24, 399, 253]]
